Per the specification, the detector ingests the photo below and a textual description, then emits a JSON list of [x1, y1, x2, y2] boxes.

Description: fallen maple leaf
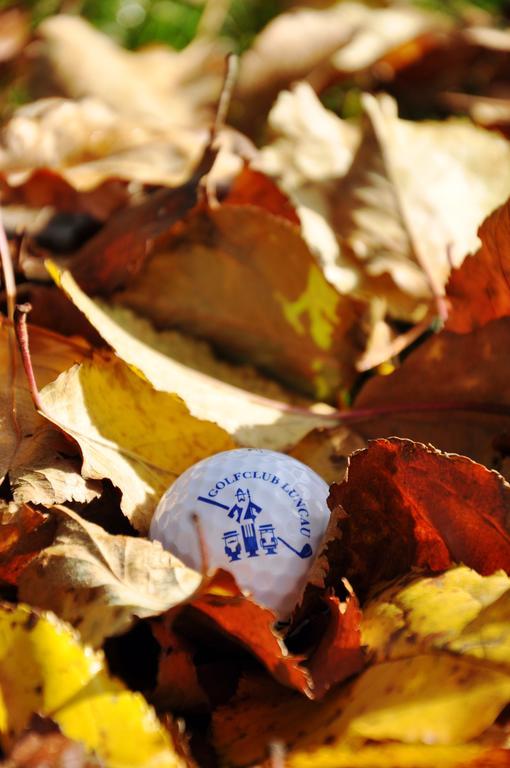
[[47, 263, 340, 450], [37, 351, 235, 532], [18, 506, 202, 647], [0, 603, 186, 767]]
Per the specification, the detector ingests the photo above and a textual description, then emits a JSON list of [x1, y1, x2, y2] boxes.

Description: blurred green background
[[9, 0, 510, 53]]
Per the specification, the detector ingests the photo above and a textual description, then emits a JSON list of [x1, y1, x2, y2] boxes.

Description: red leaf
[[327, 438, 510, 596], [307, 588, 365, 699], [447, 199, 510, 333]]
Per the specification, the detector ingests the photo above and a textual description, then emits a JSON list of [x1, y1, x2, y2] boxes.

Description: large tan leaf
[[19, 507, 201, 647], [330, 94, 510, 318], [110, 203, 365, 400], [38, 350, 235, 531], [0, 603, 186, 767], [48, 262, 340, 449]]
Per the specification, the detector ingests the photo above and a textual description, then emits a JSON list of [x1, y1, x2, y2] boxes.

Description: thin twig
[[14, 303, 44, 412], [193, 513, 210, 575]]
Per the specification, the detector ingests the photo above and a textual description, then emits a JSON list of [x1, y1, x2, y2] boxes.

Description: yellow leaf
[[38, 352, 235, 532], [362, 566, 510, 663], [47, 262, 338, 451], [0, 604, 184, 767]]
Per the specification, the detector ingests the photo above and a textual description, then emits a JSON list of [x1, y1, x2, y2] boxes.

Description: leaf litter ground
[[2, 2, 510, 766]]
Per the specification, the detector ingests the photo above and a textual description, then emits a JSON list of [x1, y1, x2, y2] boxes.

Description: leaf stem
[[14, 303, 44, 413]]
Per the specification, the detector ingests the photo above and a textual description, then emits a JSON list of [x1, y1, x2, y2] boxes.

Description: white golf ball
[[149, 448, 330, 618]]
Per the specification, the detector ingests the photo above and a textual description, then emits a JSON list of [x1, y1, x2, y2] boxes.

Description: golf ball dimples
[[150, 448, 330, 618]]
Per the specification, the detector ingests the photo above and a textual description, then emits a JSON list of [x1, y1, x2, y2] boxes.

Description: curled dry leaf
[[353, 317, 510, 475], [0, 603, 186, 767], [48, 263, 340, 450], [1, 715, 102, 768], [10, 425, 101, 507], [37, 351, 235, 532], [18, 506, 202, 647], [329, 94, 510, 320], [306, 591, 365, 699], [446, 198, 510, 333], [158, 569, 312, 698], [326, 438, 510, 598], [0, 96, 207, 199]]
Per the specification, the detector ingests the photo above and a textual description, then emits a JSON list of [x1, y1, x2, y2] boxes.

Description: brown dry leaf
[[326, 438, 510, 598], [38, 15, 224, 129], [0, 320, 89, 488], [49, 263, 339, 450], [111, 202, 365, 400], [37, 350, 235, 532], [0, 7, 29, 63], [0, 502, 54, 586], [353, 317, 510, 475], [19, 506, 201, 647], [151, 621, 210, 713], [446, 198, 510, 333], [330, 93, 510, 319]]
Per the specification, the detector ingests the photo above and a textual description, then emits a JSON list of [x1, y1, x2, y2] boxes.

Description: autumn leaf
[[329, 93, 510, 319], [48, 262, 340, 450], [37, 351, 235, 532], [18, 506, 202, 647], [352, 317, 510, 475], [446, 198, 510, 333], [325, 438, 510, 597], [0, 502, 54, 586], [213, 567, 510, 767], [0, 603, 186, 767], [111, 202, 365, 400], [362, 565, 510, 664]]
